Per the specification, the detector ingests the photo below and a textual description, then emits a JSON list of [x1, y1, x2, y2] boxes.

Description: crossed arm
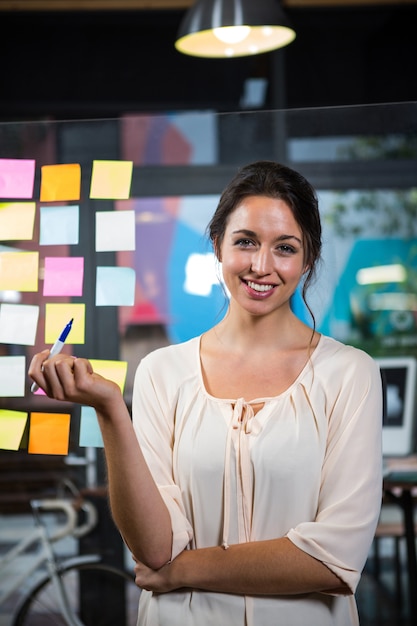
[[133, 537, 348, 596], [29, 352, 347, 597]]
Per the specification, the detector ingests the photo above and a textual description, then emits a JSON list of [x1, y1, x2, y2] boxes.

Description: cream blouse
[[132, 334, 383, 626]]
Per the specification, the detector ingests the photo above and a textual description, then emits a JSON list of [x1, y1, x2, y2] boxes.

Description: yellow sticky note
[[0, 203, 36, 240], [28, 412, 71, 455], [0, 251, 38, 291], [89, 359, 128, 393], [40, 164, 81, 202], [90, 160, 133, 200], [0, 409, 28, 450], [45, 303, 85, 344]]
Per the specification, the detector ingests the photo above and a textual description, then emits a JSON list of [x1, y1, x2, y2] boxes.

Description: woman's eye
[[277, 244, 296, 254], [235, 238, 254, 248]]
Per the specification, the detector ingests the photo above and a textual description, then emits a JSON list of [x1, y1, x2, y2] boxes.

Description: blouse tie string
[[222, 398, 261, 551]]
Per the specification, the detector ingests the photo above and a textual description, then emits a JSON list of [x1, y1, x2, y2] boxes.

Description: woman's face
[[218, 195, 306, 317]]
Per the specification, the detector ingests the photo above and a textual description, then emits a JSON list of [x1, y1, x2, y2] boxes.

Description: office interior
[[0, 2, 417, 625]]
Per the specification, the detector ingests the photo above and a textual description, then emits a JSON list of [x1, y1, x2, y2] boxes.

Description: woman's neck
[[213, 306, 314, 355]]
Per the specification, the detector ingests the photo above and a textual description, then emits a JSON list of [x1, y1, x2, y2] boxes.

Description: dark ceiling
[[2, 3, 417, 121]]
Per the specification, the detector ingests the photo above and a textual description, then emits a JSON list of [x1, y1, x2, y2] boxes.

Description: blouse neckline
[[195, 332, 324, 405]]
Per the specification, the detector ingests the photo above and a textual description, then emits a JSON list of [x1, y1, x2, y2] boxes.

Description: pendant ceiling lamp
[[175, 0, 296, 59]]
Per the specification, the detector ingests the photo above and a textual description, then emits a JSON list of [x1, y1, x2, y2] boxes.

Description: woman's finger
[[41, 355, 76, 400], [28, 349, 52, 393]]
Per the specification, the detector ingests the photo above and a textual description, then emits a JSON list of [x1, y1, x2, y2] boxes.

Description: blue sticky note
[[39, 205, 80, 245], [95, 266, 135, 306], [79, 406, 104, 448]]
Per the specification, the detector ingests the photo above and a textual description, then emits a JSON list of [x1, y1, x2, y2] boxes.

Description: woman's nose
[[250, 247, 273, 275]]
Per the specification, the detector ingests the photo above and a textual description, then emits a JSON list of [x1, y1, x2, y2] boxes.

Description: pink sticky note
[[43, 257, 84, 297], [0, 159, 35, 199]]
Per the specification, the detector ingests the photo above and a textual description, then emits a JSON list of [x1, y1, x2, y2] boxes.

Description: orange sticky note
[[28, 412, 71, 455], [40, 164, 81, 202]]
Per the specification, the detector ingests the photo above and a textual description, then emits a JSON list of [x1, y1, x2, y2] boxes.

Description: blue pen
[[31, 319, 74, 393]]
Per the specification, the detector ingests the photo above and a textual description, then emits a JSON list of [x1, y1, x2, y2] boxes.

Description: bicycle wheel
[[14, 560, 140, 626]]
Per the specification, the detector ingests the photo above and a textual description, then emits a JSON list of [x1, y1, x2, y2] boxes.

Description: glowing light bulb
[[213, 26, 251, 44]]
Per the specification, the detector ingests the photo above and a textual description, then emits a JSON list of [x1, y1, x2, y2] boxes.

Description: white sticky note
[[0, 356, 26, 397], [0, 303, 39, 345], [95, 210, 136, 251]]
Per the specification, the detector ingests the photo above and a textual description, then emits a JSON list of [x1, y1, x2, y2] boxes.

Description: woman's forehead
[[226, 196, 302, 235]]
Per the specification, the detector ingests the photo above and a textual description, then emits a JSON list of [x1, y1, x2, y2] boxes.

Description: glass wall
[[0, 102, 416, 485]]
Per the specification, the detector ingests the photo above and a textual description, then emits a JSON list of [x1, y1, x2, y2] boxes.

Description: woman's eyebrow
[[276, 234, 303, 245], [231, 229, 302, 245], [231, 229, 256, 237]]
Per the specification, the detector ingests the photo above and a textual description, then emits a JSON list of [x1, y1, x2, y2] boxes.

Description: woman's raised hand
[[28, 350, 122, 413]]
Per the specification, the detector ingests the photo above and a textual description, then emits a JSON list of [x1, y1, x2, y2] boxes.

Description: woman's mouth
[[244, 279, 276, 294]]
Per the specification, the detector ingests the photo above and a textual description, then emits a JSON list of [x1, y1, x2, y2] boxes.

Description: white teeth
[[247, 281, 274, 292]]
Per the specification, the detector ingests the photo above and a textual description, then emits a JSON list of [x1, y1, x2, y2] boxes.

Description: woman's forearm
[[180, 538, 346, 595], [95, 397, 172, 570], [139, 537, 348, 596]]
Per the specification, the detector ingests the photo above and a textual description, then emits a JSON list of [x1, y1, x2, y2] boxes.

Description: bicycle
[[0, 480, 140, 625]]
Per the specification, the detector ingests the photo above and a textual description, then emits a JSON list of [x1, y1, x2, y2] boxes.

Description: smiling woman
[[217, 196, 306, 317], [29, 160, 383, 626]]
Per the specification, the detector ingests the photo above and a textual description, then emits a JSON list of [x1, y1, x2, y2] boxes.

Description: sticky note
[[89, 359, 128, 393], [95, 266, 135, 306], [0, 251, 38, 291], [79, 406, 104, 448], [45, 303, 85, 344], [0, 409, 28, 450], [43, 257, 84, 297], [39, 205, 80, 246], [28, 412, 71, 455], [95, 210, 136, 251], [0, 159, 35, 199], [0, 356, 26, 397], [40, 164, 81, 202], [90, 160, 133, 199], [0, 202, 36, 240], [0, 303, 39, 345]]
